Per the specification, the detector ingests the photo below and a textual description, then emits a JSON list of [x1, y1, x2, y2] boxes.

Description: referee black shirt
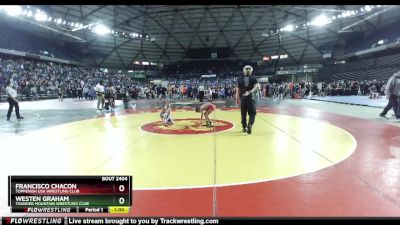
[[237, 76, 258, 98]]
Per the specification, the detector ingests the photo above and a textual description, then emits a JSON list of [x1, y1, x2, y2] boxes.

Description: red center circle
[[141, 118, 234, 135]]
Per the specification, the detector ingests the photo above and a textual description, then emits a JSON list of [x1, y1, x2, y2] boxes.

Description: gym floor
[[0, 98, 399, 216]]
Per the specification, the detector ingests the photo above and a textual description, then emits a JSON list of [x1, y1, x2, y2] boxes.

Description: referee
[[6, 81, 24, 121], [95, 81, 105, 111], [236, 65, 259, 134]]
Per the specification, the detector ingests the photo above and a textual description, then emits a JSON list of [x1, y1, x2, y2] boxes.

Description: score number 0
[[118, 184, 126, 205]]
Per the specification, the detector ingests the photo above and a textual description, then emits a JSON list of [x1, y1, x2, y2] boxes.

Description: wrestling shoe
[[379, 114, 388, 120], [247, 125, 252, 134]]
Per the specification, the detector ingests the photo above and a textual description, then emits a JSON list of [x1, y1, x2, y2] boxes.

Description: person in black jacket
[[236, 65, 259, 134]]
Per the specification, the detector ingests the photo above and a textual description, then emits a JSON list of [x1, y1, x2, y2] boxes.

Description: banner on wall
[[131, 71, 146, 79], [201, 74, 217, 78], [277, 68, 318, 75]]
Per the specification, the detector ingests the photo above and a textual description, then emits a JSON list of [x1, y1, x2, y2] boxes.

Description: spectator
[[383, 71, 400, 120], [5, 81, 24, 121]]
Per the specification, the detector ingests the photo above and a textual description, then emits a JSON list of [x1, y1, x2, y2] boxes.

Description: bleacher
[[0, 24, 80, 61], [374, 52, 400, 68], [318, 47, 400, 81], [328, 67, 397, 81], [346, 23, 400, 54]]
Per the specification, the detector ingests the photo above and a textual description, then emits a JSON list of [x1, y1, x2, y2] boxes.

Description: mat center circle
[[141, 118, 234, 135]]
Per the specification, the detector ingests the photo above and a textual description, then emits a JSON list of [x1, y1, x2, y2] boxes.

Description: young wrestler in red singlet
[[195, 102, 216, 127]]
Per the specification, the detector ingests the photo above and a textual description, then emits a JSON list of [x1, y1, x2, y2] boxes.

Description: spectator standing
[[5, 81, 24, 121], [95, 81, 105, 111], [383, 71, 400, 120]]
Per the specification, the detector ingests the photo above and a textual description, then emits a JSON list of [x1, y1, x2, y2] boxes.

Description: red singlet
[[207, 104, 216, 111]]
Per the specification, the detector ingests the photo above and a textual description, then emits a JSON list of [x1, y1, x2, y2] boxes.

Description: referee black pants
[[199, 91, 205, 102], [381, 101, 392, 116], [389, 94, 400, 119], [240, 97, 256, 128], [7, 97, 21, 119]]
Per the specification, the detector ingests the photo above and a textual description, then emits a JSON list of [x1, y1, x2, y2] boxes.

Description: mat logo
[[141, 118, 234, 135]]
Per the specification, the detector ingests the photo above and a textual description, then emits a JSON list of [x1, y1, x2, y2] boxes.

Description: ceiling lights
[[93, 24, 111, 35], [264, 5, 385, 37], [283, 24, 294, 32], [0, 5, 22, 17], [0, 5, 155, 41], [34, 10, 47, 22], [311, 14, 330, 26]]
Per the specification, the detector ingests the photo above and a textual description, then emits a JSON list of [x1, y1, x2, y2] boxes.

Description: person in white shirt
[[380, 71, 400, 120], [208, 87, 213, 102], [95, 81, 105, 111], [316, 82, 322, 96], [83, 86, 89, 100], [198, 85, 205, 102], [6, 81, 23, 121]]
